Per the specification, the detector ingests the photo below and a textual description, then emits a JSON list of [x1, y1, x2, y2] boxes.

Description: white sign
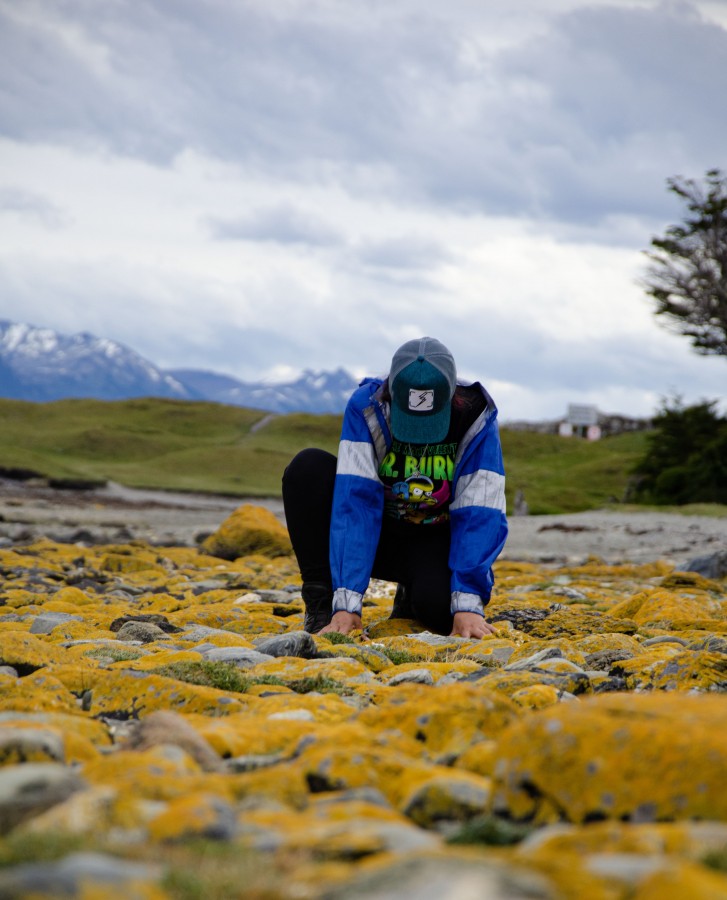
[[567, 404, 598, 426]]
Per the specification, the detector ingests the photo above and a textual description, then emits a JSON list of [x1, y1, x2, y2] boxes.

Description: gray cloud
[[206, 203, 342, 246], [3, 1, 724, 228], [355, 236, 455, 270], [0, 187, 66, 228]]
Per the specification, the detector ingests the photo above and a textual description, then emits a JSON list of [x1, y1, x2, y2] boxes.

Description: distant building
[[561, 404, 601, 440], [504, 405, 651, 439]]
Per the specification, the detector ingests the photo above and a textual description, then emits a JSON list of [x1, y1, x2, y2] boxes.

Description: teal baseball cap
[[389, 337, 457, 443]]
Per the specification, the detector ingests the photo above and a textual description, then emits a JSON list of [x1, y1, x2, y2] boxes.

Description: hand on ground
[[450, 611, 497, 639], [319, 611, 363, 635]]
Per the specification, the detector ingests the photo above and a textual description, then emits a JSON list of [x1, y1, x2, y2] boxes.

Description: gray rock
[[490, 608, 551, 630], [403, 777, 490, 828], [254, 631, 317, 659], [115, 621, 168, 643], [314, 787, 393, 809], [235, 589, 300, 604], [689, 635, 727, 654], [404, 632, 467, 647], [189, 578, 231, 592], [201, 646, 274, 668], [226, 752, 290, 773], [109, 613, 182, 633], [681, 550, 727, 580], [0, 852, 162, 896], [321, 854, 552, 899], [0, 666, 17, 677], [177, 625, 242, 642], [255, 589, 300, 604], [550, 586, 587, 601], [585, 853, 665, 884], [436, 671, 472, 685], [467, 646, 515, 667], [268, 709, 316, 722], [504, 647, 564, 671], [0, 763, 85, 833], [585, 649, 634, 671], [387, 668, 435, 686], [642, 635, 689, 647], [0, 727, 65, 763], [29, 612, 84, 634]]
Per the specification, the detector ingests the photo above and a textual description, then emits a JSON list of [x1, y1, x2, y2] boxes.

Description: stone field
[[0, 504, 727, 899]]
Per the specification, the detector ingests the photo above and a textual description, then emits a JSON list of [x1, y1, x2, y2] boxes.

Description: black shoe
[[389, 583, 414, 619], [302, 582, 333, 633]]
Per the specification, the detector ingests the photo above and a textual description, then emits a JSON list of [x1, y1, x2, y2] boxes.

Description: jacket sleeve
[[449, 418, 508, 616], [329, 391, 384, 615]]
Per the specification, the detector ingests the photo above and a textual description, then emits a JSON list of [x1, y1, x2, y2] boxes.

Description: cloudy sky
[[1, 0, 726, 421]]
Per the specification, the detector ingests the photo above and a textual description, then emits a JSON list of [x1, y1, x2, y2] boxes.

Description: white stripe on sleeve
[[336, 439, 379, 481], [451, 469, 506, 513]]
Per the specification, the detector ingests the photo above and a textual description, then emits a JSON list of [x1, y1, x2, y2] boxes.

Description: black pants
[[282, 448, 454, 634]]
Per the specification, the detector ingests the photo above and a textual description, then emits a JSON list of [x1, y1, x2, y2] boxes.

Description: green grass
[[500, 428, 649, 514], [152, 660, 254, 693], [0, 397, 723, 515], [0, 831, 295, 898], [0, 397, 340, 497]]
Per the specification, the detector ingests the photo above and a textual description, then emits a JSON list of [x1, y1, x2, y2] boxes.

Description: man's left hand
[[450, 611, 497, 639]]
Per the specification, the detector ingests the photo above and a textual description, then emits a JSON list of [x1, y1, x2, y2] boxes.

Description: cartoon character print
[[379, 438, 457, 524], [388, 473, 451, 524]]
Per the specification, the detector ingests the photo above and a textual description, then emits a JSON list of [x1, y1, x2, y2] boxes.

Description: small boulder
[[0, 763, 85, 833], [681, 550, 727, 581], [201, 504, 292, 560]]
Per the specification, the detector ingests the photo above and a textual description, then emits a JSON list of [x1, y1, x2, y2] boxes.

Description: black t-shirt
[[378, 385, 486, 525]]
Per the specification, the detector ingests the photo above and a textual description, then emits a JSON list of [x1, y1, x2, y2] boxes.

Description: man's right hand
[[318, 611, 362, 635]]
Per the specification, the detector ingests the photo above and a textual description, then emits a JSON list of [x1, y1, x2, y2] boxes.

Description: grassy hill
[[0, 395, 698, 515]]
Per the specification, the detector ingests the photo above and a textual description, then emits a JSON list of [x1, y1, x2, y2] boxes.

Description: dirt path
[[0, 478, 724, 565]]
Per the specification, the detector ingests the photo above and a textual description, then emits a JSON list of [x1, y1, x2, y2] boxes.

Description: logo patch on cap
[[408, 389, 434, 411]]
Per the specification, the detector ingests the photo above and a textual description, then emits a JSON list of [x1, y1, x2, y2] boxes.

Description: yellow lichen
[[200, 504, 292, 560], [492, 693, 727, 824]]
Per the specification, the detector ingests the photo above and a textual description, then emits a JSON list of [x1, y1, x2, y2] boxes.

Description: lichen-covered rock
[[200, 504, 292, 560], [0, 851, 165, 899], [0, 726, 65, 765], [402, 772, 491, 827], [148, 791, 238, 841], [64, 669, 248, 717], [358, 683, 520, 758], [0, 670, 81, 714], [513, 820, 727, 900], [0, 762, 86, 833], [2, 534, 727, 897], [0, 631, 67, 669], [614, 648, 727, 691], [492, 693, 727, 824]]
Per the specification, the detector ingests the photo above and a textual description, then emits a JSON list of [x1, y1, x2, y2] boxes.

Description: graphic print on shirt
[[378, 438, 457, 524]]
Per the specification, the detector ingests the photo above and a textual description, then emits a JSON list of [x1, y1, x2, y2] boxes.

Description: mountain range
[[0, 321, 358, 414]]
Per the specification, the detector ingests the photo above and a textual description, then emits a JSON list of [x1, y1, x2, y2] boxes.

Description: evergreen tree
[[643, 169, 727, 356], [632, 398, 727, 504]]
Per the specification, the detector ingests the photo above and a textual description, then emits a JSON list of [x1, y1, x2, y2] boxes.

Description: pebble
[[201, 646, 275, 667], [0, 763, 85, 832], [254, 631, 318, 658], [29, 612, 84, 634], [0, 852, 162, 897]]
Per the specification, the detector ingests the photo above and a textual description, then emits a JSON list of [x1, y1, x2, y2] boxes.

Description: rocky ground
[[2, 477, 725, 566], [0, 483, 726, 898]]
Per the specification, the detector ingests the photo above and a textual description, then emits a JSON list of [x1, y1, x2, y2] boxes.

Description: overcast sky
[[1, 0, 726, 421]]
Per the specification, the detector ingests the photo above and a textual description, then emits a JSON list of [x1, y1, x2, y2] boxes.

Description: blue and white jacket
[[330, 378, 508, 618]]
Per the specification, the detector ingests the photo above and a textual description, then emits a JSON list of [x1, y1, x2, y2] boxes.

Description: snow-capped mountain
[[0, 321, 192, 402], [168, 367, 358, 414], [0, 321, 358, 413]]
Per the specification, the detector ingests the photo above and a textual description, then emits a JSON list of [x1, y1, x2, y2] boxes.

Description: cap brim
[[390, 403, 451, 444]]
